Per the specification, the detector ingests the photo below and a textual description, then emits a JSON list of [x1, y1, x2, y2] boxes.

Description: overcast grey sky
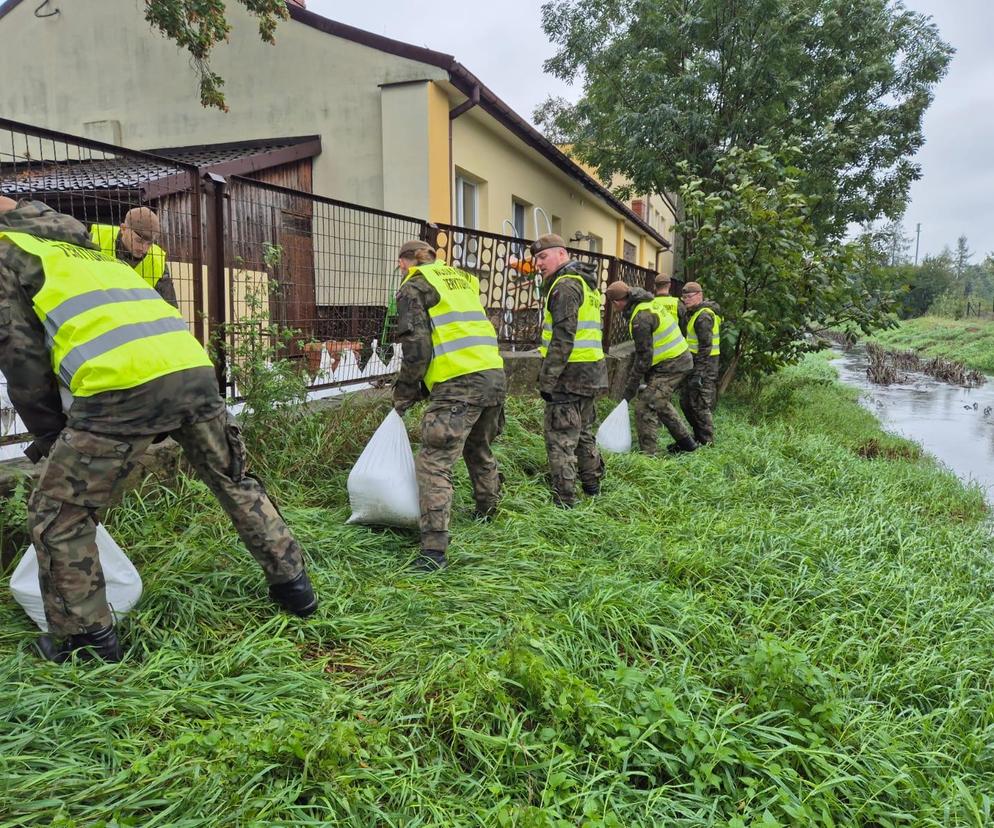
[[311, 0, 993, 261]]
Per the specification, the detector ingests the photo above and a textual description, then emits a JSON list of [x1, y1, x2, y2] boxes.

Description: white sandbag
[[385, 344, 403, 374], [9, 524, 143, 632], [334, 349, 361, 382], [361, 353, 391, 378], [346, 410, 420, 527], [596, 399, 632, 454]]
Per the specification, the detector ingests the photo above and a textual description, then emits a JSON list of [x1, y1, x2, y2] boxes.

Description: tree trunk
[[717, 335, 745, 397]]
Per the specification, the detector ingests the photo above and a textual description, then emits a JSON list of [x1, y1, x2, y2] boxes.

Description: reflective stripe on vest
[[90, 224, 167, 289], [629, 299, 688, 365], [0, 232, 212, 397], [538, 272, 604, 362], [403, 261, 503, 390], [687, 306, 721, 355]]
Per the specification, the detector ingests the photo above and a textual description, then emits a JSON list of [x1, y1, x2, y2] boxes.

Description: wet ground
[[832, 347, 994, 499]]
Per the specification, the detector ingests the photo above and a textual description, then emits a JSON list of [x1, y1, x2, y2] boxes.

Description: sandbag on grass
[[596, 399, 632, 453], [346, 409, 420, 527]]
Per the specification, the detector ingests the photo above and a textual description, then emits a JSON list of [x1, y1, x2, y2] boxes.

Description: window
[[512, 200, 526, 238], [454, 174, 480, 269], [455, 175, 478, 229], [623, 241, 637, 263]]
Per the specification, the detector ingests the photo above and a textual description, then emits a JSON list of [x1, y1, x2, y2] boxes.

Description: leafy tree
[[897, 252, 954, 318], [144, 0, 288, 110], [538, 0, 952, 241], [674, 146, 898, 389]]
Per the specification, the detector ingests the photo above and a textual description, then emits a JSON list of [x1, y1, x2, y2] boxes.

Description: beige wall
[[381, 81, 432, 219], [451, 109, 665, 268], [0, 0, 446, 212], [171, 263, 269, 344]]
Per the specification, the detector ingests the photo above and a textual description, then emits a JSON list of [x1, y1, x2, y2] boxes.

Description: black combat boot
[[473, 500, 499, 522], [411, 550, 448, 572], [582, 482, 600, 496], [671, 436, 699, 454], [37, 625, 123, 664], [269, 570, 318, 617]]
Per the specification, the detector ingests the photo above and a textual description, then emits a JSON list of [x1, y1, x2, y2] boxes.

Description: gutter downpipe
[[448, 83, 481, 224]]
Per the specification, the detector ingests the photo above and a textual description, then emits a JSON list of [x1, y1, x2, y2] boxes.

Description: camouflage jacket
[[392, 269, 506, 412], [683, 300, 722, 369], [539, 260, 608, 399], [0, 200, 222, 462], [115, 237, 179, 308], [621, 288, 693, 401]]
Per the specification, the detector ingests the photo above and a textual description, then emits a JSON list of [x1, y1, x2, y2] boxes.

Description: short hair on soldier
[[398, 239, 437, 264]]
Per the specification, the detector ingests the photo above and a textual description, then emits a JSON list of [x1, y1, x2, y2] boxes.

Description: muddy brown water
[[832, 347, 994, 499]]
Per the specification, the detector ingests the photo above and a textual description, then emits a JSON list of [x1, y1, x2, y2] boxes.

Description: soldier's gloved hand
[[540, 391, 554, 403], [393, 399, 413, 416], [689, 374, 705, 391], [623, 389, 636, 403]]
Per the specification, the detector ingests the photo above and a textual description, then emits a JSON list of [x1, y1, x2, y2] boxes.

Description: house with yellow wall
[[0, 0, 676, 350]]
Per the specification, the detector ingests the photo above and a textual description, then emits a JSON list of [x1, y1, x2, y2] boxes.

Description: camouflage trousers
[[28, 411, 305, 637], [544, 396, 605, 506], [680, 356, 720, 445], [634, 363, 694, 454], [416, 399, 504, 554]]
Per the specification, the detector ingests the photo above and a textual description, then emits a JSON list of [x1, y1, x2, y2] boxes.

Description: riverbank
[[869, 315, 994, 373], [1, 354, 992, 825]]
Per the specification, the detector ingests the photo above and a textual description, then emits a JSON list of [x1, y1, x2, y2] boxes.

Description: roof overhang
[[287, 4, 670, 250]]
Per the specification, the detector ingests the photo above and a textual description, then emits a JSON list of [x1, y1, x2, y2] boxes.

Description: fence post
[[188, 170, 205, 344], [602, 258, 619, 355], [204, 172, 228, 395]]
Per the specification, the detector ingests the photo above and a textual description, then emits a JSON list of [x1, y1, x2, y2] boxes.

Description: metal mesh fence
[[0, 118, 664, 449], [222, 176, 426, 389], [0, 118, 203, 448]]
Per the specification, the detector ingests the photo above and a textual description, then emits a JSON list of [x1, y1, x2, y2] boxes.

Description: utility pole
[[914, 223, 922, 266]]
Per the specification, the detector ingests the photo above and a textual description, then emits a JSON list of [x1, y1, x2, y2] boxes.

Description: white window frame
[[454, 173, 480, 269], [455, 175, 478, 229]]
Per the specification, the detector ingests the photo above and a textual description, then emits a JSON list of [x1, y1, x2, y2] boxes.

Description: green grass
[[2, 355, 993, 826], [869, 316, 994, 374]]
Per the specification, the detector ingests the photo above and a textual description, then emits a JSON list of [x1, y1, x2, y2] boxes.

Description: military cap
[[653, 273, 672, 288], [682, 281, 703, 295], [397, 239, 433, 258], [529, 233, 568, 256], [604, 281, 631, 302]]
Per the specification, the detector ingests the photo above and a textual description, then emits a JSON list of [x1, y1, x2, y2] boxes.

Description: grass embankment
[[1, 354, 993, 826], [870, 316, 994, 374]]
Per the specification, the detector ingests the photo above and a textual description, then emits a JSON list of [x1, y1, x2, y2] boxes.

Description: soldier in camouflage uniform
[[392, 240, 506, 572], [530, 234, 607, 507], [606, 281, 697, 455], [0, 198, 316, 664], [679, 281, 722, 446], [90, 207, 179, 308]]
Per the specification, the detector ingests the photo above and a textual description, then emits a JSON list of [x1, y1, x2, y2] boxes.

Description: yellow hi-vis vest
[[0, 232, 212, 397], [656, 295, 680, 323], [90, 224, 167, 289], [687, 306, 721, 355], [629, 298, 688, 365], [404, 261, 503, 390], [539, 272, 604, 362]]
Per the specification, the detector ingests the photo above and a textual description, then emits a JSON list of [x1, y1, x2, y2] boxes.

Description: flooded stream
[[832, 347, 994, 498]]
